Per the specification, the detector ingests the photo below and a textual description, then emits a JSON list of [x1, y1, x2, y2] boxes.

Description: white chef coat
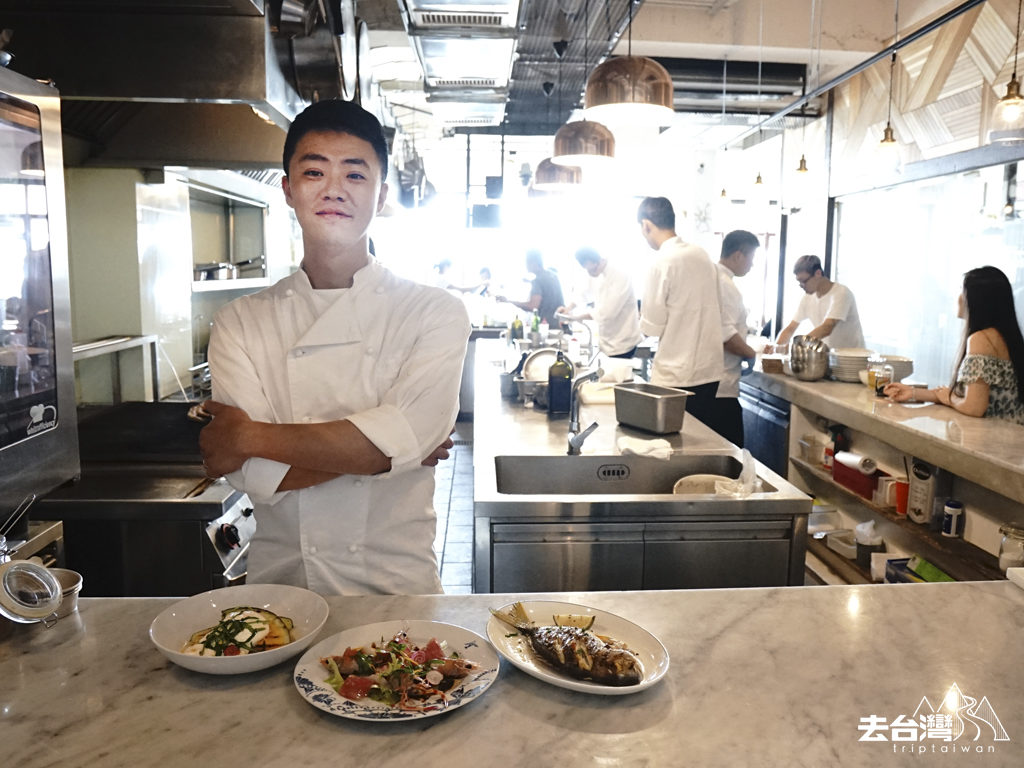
[[208, 261, 470, 595], [715, 261, 748, 399], [640, 237, 724, 388], [585, 261, 643, 356], [791, 281, 864, 350]]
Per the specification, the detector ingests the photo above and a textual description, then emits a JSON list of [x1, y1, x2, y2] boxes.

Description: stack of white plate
[[878, 354, 914, 382], [828, 347, 876, 382]]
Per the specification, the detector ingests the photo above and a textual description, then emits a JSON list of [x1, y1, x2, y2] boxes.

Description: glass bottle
[[531, 311, 540, 333], [998, 524, 1024, 573], [510, 315, 524, 340], [547, 351, 573, 415]]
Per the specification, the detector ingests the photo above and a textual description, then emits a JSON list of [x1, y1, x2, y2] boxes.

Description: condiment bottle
[[510, 315, 524, 340], [941, 499, 963, 538], [547, 351, 573, 415]]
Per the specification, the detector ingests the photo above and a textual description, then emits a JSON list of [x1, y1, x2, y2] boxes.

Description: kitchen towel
[[617, 436, 673, 461], [834, 450, 877, 475]]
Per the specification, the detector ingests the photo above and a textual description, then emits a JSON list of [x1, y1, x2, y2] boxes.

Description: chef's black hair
[[721, 230, 760, 259], [283, 99, 389, 182], [637, 197, 674, 230]]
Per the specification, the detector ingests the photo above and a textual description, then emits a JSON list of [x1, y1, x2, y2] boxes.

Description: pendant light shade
[[551, 119, 615, 168], [533, 157, 583, 191], [991, 0, 1024, 143], [991, 76, 1024, 142], [584, 55, 675, 125]]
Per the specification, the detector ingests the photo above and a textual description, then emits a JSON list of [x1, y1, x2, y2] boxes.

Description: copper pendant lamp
[[551, 119, 615, 168], [552, 0, 615, 168], [583, 0, 674, 126], [533, 157, 583, 192]]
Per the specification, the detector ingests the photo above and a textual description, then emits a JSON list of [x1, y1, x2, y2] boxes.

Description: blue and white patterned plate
[[293, 619, 499, 720]]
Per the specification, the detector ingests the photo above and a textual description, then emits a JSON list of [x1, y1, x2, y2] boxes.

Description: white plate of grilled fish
[[487, 601, 669, 695]]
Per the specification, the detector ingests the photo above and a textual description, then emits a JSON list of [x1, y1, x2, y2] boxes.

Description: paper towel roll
[[834, 451, 877, 475]]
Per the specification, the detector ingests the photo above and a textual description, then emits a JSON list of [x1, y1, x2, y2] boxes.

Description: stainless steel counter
[[472, 341, 813, 592]]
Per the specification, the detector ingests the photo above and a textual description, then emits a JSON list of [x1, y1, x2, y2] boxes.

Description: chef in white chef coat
[[199, 100, 470, 595]]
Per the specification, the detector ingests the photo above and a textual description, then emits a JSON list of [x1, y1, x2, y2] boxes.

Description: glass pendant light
[[552, 0, 615, 168], [990, 0, 1024, 143], [584, 0, 674, 126]]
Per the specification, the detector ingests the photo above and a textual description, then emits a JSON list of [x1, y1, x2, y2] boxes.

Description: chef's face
[[795, 270, 821, 294], [731, 247, 756, 277], [282, 130, 387, 249]]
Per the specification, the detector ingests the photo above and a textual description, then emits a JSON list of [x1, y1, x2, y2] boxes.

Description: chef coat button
[[309, 545, 318, 554], [365, 348, 374, 356], [302, 416, 311, 423], [285, 289, 294, 297], [348, 544, 359, 553], [354, 479, 363, 487]]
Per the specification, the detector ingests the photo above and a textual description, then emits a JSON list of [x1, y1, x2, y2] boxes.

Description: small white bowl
[[149, 584, 329, 675]]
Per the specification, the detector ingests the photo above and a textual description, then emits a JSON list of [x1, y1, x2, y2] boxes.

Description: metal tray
[[613, 382, 691, 434]]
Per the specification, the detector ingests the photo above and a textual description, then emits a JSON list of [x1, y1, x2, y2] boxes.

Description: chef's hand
[[198, 400, 255, 477], [421, 429, 455, 467]]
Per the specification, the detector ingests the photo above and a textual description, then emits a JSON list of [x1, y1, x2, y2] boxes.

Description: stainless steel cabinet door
[[643, 520, 793, 589], [490, 523, 644, 592]]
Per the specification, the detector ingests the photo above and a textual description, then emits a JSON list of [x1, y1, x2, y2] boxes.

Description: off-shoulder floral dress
[[955, 354, 1024, 425]]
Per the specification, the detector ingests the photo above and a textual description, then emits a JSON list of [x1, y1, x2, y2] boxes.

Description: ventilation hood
[[0, 0, 320, 169]]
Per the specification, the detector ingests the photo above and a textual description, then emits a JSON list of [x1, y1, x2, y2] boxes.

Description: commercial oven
[[0, 67, 79, 540]]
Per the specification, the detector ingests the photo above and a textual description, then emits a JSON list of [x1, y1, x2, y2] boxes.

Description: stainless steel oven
[[0, 67, 79, 538]]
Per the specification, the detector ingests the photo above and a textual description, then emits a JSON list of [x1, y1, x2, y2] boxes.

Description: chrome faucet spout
[[567, 367, 604, 455]]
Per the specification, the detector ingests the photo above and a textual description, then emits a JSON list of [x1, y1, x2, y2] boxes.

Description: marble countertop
[[4, 584, 1024, 767], [746, 371, 1024, 505]]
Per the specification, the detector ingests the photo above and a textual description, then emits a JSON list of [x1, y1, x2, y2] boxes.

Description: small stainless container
[[613, 382, 691, 434]]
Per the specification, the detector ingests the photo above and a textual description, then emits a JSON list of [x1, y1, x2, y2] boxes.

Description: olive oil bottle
[[548, 351, 574, 415]]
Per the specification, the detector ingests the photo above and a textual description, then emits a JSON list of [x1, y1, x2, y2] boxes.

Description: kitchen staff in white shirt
[[775, 254, 864, 350], [199, 100, 470, 595], [637, 196, 724, 427], [557, 247, 643, 358], [714, 230, 761, 447]]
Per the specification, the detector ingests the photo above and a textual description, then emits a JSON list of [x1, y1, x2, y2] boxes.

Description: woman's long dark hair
[[950, 266, 1024, 404]]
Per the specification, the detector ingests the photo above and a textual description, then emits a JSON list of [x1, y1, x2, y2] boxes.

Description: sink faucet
[[568, 367, 604, 455]]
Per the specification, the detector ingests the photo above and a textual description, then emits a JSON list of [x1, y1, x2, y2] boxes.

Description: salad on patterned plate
[[320, 629, 478, 711]]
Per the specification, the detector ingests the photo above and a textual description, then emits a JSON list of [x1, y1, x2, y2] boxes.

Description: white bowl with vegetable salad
[[149, 584, 329, 674]]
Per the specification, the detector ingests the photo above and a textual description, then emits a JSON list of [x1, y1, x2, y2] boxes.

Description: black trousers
[[676, 382, 744, 448]]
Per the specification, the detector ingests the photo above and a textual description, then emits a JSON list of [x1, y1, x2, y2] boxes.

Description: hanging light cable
[[537, 54, 583, 190], [553, 0, 615, 168], [797, 0, 819, 174], [583, 0, 674, 126], [753, 0, 765, 189], [990, 0, 1024, 143], [878, 0, 902, 171]]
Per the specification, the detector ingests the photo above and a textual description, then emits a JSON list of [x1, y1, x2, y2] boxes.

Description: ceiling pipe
[[723, 0, 986, 150]]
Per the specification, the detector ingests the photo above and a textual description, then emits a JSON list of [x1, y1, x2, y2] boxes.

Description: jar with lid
[[998, 524, 1024, 574]]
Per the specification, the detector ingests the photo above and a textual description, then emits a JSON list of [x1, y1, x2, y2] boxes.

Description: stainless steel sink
[[494, 454, 778, 495]]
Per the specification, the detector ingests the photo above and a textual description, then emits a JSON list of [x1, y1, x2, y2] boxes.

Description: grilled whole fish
[[490, 602, 642, 686]]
